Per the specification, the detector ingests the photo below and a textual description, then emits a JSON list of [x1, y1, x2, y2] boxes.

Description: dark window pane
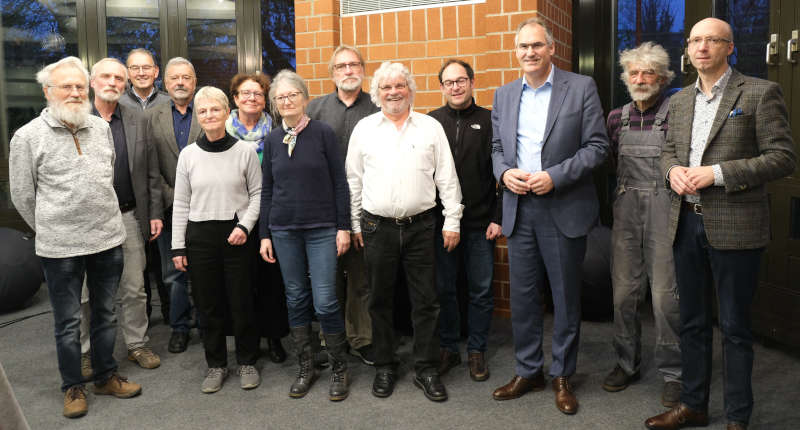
[[106, 0, 162, 88], [716, 0, 770, 79], [261, 0, 296, 76], [187, 0, 237, 91]]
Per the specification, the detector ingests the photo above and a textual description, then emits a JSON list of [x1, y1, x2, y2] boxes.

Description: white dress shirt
[[346, 110, 464, 233]]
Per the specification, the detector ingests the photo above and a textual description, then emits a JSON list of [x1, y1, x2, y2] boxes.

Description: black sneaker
[[350, 344, 375, 366], [168, 331, 190, 353], [602, 364, 639, 392]]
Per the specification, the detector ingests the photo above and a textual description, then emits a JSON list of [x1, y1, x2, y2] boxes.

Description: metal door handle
[[788, 30, 799, 64], [766, 34, 779, 65], [680, 54, 690, 74]]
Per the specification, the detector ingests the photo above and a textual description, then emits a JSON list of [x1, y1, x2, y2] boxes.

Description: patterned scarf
[[282, 115, 310, 157], [225, 109, 272, 158]]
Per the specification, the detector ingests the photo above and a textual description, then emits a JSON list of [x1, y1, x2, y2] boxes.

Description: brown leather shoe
[[644, 404, 709, 430], [438, 349, 461, 376], [492, 373, 545, 400], [468, 352, 489, 381], [63, 386, 87, 418], [552, 376, 578, 415]]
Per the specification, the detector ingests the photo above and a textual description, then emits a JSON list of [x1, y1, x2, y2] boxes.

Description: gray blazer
[[660, 68, 796, 250], [119, 104, 163, 240], [491, 66, 609, 238], [146, 101, 202, 211]]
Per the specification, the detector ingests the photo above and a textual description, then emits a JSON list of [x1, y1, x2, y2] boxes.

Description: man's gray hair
[[194, 86, 229, 111], [90, 58, 128, 81], [618, 41, 675, 86], [164, 57, 196, 77], [514, 17, 554, 46], [328, 44, 365, 76], [36, 56, 89, 88], [268, 69, 309, 117], [126, 48, 157, 66], [369, 61, 416, 108]]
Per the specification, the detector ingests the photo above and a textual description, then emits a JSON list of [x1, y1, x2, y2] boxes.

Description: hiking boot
[[201, 367, 228, 393], [80, 352, 93, 380], [93, 373, 142, 398], [290, 325, 317, 398], [602, 364, 639, 392], [325, 332, 350, 401], [238, 365, 261, 390], [63, 385, 88, 418], [128, 346, 161, 369]]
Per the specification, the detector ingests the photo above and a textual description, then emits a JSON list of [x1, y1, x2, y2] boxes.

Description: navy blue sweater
[[259, 119, 351, 239]]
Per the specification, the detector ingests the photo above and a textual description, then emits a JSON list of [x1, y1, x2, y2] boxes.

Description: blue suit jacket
[[491, 67, 609, 238]]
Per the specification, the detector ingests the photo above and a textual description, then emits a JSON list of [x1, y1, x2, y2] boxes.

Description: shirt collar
[[91, 103, 122, 121], [131, 86, 157, 103], [522, 65, 555, 91], [694, 65, 732, 96], [171, 100, 193, 114]]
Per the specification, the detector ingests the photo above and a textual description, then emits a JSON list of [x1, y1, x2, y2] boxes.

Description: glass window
[[105, 0, 162, 71], [716, 0, 770, 79], [261, 0, 295, 76], [187, 0, 237, 91]]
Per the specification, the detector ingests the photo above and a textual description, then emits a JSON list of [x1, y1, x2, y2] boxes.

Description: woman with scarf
[[259, 70, 352, 401], [227, 73, 289, 364]]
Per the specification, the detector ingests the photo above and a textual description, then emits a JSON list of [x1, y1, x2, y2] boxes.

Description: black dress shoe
[[414, 374, 448, 402], [168, 331, 190, 353], [267, 337, 287, 363], [372, 370, 396, 398]]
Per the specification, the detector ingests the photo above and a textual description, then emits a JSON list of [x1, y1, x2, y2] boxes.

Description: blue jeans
[[435, 227, 494, 353], [673, 209, 761, 425], [156, 214, 191, 332], [41, 246, 123, 391], [271, 227, 344, 335]]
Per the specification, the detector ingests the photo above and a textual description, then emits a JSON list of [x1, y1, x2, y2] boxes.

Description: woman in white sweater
[[171, 86, 262, 394]]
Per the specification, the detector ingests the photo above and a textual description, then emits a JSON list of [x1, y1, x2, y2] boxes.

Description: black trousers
[[250, 221, 290, 340], [186, 220, 259, 367], [362, 210, 440, 376]]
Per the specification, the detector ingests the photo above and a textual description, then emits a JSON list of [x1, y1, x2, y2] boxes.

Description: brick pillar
[[295, 0, 340, 97]]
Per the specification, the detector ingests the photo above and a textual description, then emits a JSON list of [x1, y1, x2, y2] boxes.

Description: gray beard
[[96, 89, 122, 103], [49, 98, 92, 128], [337, 77, 362, 92], [626, 82, 661, 102]]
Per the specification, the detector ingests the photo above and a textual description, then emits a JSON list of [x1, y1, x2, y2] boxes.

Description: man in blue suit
[[490, 17, 609, 415]]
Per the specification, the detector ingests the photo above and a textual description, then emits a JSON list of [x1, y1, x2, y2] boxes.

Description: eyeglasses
[[238, 90, 265, 99], [48, 84, 88, 94], [273, 91, 302, 104], [378, 83, 407, 92], [128, 65, 155, 72], [333, 62, 362, 72], [686, 36, 731, 46], [442, 77, 469, 89]]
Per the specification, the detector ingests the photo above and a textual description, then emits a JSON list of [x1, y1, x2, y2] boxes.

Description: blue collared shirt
[[171, 101, 193, 151], [516, 66, 554, 174]]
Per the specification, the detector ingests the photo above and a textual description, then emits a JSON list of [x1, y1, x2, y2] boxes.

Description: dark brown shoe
[[492, 373, 545, 400], [438, 349, 461, 376], [644, 404, 709, 430], [468, 352, 489, 381], [552, 376, 578, 415]]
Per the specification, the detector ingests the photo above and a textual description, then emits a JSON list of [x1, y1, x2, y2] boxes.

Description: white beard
[[49, 97, 92, 128], [96, 87, 122, 102], [337, 75, 363, 92], [626, 81, 661, 102]]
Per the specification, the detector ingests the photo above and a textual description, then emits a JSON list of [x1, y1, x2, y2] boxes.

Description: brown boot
[[63, 386, 88, 418], [468, 351, 489, 381], [93, 373, 142, 398]]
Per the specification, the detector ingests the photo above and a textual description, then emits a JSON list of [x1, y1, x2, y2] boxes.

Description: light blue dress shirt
[[516, 66, 554, 174]]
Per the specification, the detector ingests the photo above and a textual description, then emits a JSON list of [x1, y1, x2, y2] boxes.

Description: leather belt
[[681, 201, 702, 215], [364, 208, 434, 226], [119, 201, 136, 213]]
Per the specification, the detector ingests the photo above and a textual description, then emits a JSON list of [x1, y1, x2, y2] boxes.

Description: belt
[[681, 201, 702, 215], [364, 208, 434, 226], [119, 201, 136, 213]]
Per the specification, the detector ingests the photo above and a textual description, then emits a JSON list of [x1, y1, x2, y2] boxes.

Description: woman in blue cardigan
[[259, 70, 352, 401]]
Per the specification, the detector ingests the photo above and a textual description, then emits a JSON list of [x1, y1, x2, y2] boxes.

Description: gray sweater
[[171, 135, 262, 252], [9, 108, 126, 258]]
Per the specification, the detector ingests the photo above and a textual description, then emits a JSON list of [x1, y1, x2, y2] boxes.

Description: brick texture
[[293, 0, 573, 316]]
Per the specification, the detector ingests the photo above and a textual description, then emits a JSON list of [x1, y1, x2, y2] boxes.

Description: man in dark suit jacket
[[490, 17, 609, 415], [645, 18, 796, 430], [83, 57, 163, 368], [147, 57, 202, 353]]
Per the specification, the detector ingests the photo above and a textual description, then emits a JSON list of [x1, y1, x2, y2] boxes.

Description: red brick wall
[[294, 0, 573, 317]]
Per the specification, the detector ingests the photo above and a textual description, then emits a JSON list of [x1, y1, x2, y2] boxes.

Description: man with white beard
[[603, 42, 682, 407], [77, 58, 163, 371], [306, 45, 379, 365], [9, 56, 142, 419]]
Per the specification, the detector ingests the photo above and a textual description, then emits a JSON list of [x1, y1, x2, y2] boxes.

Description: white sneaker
[[238, 365, 261, 390], [201, 367, 228, 393]]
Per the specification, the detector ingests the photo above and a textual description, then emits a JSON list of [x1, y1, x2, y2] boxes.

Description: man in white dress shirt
[[346, 61, 463, 402]]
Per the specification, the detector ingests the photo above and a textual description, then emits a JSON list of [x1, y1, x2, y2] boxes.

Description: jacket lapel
[[542, 66, 566, 145], [120, 106, 137, 174], [159, 104, 179, 158], [675, 88, 694, 164], [188, 109, 202, 144], [505, 78, 522, 165], [703, 69, 744, 158]]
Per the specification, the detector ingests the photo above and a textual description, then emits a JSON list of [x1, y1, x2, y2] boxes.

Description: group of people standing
[[8, 15, 795, 430]]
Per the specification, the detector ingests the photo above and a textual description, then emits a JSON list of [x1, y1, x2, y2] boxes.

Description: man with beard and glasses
[[346, 61, 463, 402], [147, 57, 202, 354], [306, 45, 380, 366], [603, 42, 682, 407], [9, 56, 142, 419], [119, 48, 170, 110], [76, 58, 164, 373]]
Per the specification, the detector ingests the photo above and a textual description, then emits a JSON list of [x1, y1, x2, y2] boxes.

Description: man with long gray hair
[[603, 41, 682, 407]]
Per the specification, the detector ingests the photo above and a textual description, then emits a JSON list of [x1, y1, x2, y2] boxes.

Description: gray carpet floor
[[1, 286, 798, 430]]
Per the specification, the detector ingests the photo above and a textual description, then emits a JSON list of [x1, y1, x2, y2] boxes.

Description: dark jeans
[[186, 220, 259, 367], [157, 212, 192, 332], [362, 210, 440, 376], [673, 208, 761, 425], [41, 246, 123, 390], [435, 226, 494, 353]]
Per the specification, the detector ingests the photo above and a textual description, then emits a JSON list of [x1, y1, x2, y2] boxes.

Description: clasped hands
[[502, 168, 554, 195], [668, 166, 715, 196]]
